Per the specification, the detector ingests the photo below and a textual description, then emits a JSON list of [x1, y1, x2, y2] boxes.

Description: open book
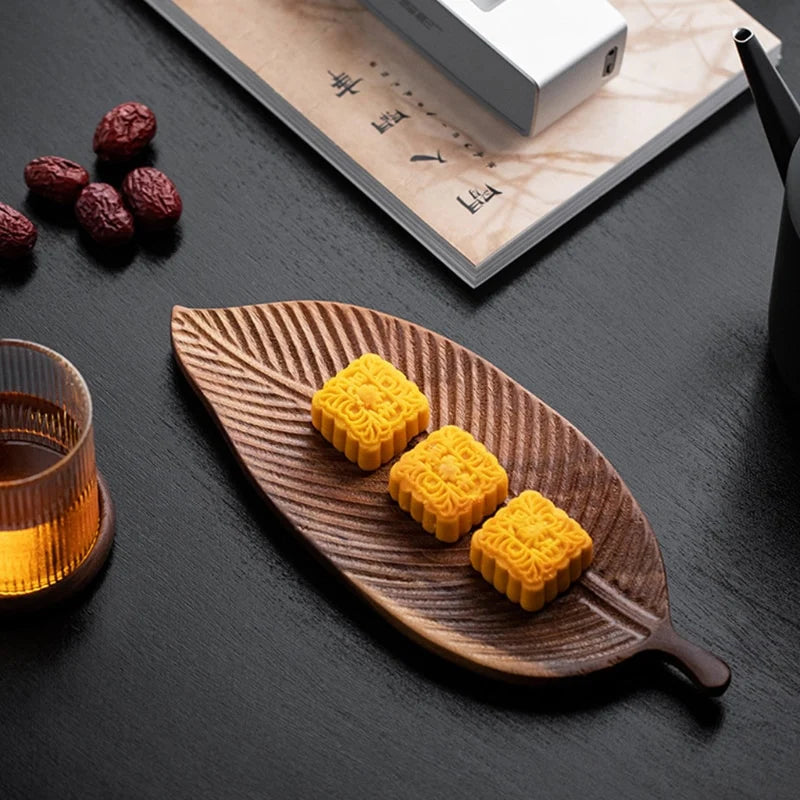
[[143, 0, 780, 287]]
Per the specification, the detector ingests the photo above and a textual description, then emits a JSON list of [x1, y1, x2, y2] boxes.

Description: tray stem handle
[[646, 624, 731, 696]]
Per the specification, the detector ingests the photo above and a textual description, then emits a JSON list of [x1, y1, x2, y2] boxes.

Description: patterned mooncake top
[[389, 425, 508, 521], [311, 353, 429, 447], [472, 490, 592, 590]]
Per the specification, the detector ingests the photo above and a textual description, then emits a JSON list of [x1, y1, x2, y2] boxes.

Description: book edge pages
[[141, 0, 782, 289]]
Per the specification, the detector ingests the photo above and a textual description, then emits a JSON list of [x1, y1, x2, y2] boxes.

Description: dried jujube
[[75, 183, 134, 246], [121, 167, 182, 230], [24, 156, 90, 204], [0, 203, 37, 260], [93, 102, 157, 162]]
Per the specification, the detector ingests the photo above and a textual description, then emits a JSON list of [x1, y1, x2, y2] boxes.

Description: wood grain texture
[[172, 301, 728, 692]]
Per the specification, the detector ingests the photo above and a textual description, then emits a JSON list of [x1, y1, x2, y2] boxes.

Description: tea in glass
[[0, 341, 100, 597]]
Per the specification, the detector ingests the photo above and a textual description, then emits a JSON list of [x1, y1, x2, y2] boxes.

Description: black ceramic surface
[[736, 28, 800, 401], [1, 1, 800, 798]]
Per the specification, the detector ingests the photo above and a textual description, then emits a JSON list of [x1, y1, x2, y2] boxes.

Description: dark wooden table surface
[[2, 1, 799, 798]]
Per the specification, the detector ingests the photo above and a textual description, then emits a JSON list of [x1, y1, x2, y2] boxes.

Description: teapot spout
[[735, 28, 800, 182]]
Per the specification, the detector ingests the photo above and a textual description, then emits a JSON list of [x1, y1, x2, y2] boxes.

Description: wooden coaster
[[0, 473, 116, 614]]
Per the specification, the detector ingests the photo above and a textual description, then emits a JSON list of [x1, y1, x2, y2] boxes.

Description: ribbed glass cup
[[0, 340, 100, 596]]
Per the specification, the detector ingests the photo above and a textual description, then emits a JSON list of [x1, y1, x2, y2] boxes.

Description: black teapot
[[735, 28, 800, 400]]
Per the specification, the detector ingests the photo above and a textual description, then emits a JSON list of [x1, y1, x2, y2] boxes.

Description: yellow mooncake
[[311, 353, 429, 471], [388, 425, 508, 542], [470, 490, 593, 611]]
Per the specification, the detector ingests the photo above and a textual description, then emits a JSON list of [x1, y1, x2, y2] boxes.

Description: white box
[[361, 0, 628, 135]]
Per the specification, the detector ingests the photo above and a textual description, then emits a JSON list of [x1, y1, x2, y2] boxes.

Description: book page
[[170, 0, 780, 269]]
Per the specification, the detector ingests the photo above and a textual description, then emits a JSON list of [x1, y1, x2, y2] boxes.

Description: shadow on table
[[93, 146, 157, 187], [76, 231, 138, 270], [169, 360, 727, 728], [0, 255, 37, 287], [0, 550, 113, 664], [723, 352, 800, 535], [746, 355, 800, 448], [75, 226, 182, 268], [137, 227, 182, 260], [23, 194, 77, 231]]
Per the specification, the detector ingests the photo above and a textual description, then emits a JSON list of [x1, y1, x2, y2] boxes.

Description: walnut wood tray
[[171, 301, 731, 695]]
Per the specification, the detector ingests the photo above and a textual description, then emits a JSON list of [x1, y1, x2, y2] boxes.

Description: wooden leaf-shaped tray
[[171, 301, 731, 695]]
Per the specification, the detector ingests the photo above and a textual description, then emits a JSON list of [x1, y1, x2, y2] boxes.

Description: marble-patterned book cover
[[144, 0, 780, 286]]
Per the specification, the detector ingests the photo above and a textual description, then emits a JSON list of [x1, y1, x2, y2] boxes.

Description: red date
[[75, 183, 135, 246], [121, 167, 182, 231], [24, 156, 90, 204], [93, 102, 157, 162], [0, 203, 37, 260]]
